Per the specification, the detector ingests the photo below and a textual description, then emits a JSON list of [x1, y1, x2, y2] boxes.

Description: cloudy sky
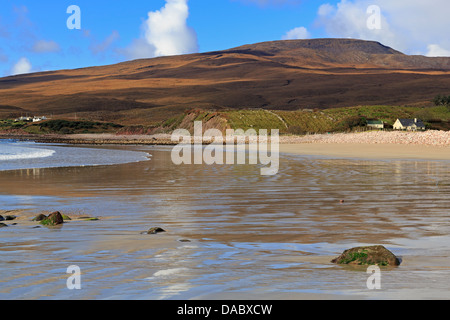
[[1, 0, 449, 76]]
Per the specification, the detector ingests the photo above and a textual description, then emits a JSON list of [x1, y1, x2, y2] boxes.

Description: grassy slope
[[223, 105, 450, 134], [1, 105, 450, 135], [0, 119, 123, 135]]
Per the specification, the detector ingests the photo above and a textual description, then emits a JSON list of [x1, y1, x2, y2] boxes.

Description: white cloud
[[426, 44, 450, 57], [125, 0, 198, 59], [124, 39, 156, 60], [282, 26, 311, 40], [316, 1, 397, 48], [11, 57, 32, 75], [314, 0, 450, 55], [32, 40, 61, 53]]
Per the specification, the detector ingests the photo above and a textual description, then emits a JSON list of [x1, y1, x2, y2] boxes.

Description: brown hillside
[[1, 38, 450, 125]]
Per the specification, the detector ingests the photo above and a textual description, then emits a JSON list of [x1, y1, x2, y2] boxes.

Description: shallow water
[[0, 144, 449, 300], [0, 140, 150, 171]]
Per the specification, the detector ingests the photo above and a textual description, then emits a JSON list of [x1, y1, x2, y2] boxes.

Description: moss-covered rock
[[32, 214, 47, 222], [332, 245, 400, 266], [40, 211, 64, 226]]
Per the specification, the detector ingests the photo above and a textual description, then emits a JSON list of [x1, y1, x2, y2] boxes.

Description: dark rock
[[147, 227, 166, 235], [0, 223, 7, 228], [5, 215, 16, 221], [40, 211, 64, 226], [32, 214, 47, 222], [178, 239, 191, 243], [0, 215, 4, 221], [331, 245, 400, 267]]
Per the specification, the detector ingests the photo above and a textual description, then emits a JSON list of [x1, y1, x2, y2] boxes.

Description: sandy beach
[[279, 130, 450, 146], [1, 138, 450, 299], [279, 130, 450, 160], [3, 130, 448, 161], [280, 143, 450, 160]]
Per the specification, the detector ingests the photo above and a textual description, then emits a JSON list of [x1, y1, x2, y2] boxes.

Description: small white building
[[393, 118, 426, 131], [15, 116, 32, 122], [32, 116, 47, 123], [367, 120, 384, 129]]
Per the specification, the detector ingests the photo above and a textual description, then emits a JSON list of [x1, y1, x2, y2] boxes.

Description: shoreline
[[1, 130, 449, 161], [1, 129, 449, 145]]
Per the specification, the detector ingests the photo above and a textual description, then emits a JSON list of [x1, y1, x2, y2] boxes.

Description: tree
[[433, 95, 443, 106], [434, 94, 450, 106]]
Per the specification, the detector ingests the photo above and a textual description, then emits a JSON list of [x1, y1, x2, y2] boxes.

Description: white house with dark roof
[[367, 120, 384, 129], [393, 118, 426, 131]]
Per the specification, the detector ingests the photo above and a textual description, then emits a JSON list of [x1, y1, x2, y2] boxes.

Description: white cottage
[[32, 116, 47, 123], [367, 120, 384, 129], [393, 118, 426, 131]]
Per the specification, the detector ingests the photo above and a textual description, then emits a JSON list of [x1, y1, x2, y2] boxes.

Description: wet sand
[[280, 143, 450, 160], [1, 144, 450, 300]]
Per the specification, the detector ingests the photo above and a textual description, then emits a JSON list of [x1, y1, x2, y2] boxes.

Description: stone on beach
[[32, 214, 47, 222], [332, 245, 401, 266], [147, 227, 166, 235], [0, 223, 7, 228], [40, 211, 64, 226]]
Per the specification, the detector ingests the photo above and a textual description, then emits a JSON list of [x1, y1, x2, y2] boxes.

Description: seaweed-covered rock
[[332, 245, 400, 266], [0, 223, 7, 228], [40, 211, 64, 226], [147, 227, 166, 235], [32, 214, 47, 222]]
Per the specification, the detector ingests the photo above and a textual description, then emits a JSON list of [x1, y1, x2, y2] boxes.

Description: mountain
[[1, 38, 450, 125]]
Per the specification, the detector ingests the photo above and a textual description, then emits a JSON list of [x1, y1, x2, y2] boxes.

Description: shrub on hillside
[[433, 95, 450, 107], [335, 116, 367, 132]]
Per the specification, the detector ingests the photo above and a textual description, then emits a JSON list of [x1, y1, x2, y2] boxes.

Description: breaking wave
[[0, 145, 56, 161]]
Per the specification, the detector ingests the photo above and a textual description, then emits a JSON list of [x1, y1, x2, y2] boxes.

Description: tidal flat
[[1, 143, 450, 300]]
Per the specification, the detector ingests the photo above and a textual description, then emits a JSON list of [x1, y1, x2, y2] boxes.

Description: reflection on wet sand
[[0, 146, 449, 299]]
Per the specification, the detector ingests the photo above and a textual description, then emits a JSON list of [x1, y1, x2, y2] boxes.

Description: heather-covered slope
[[1, 38, 450, 125]]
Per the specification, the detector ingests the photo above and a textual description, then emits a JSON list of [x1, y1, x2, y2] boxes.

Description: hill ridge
[[1, 38, 450, 125]]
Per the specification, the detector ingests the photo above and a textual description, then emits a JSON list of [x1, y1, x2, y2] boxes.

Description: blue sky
[[1, 0, 449, 76]]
